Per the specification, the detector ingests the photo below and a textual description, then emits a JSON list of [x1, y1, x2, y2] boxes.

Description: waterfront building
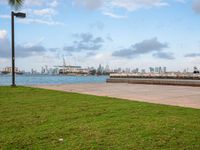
[[141, 69, 146, 73], [105, 65, 110, 72], [132, 68, 139, 73], [41, 67, 45, 74], [155, 67, 158, 73], [58, 65, 90, 75], [31, 69, 38, 75], [97, 64, 104, 74], [149, 67, 154, 73], [163, 67, 167, 73], [1, 67, 23, 75], [125, 68, 131, 73]]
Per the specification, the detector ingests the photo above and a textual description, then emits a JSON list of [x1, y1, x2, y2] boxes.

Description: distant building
[[141, 69, 146, 73], [105, 65, 110, 72], [58, 65, 89, 75], [132, 68, 139, 73], [31, 69, 38, 75], [45, 65, 49, 74], [149, 67, 154, 73], [155, 67, 158, 73], [154, 66, 165, 73], [41, 67, 45, 74], [163, 67, 167, 73], [97, 64, 103, 75], [158, 67, 162, 73], [1, 67, 23, 75], [54, 58, 90, 76], [125, 68, 131, 73]]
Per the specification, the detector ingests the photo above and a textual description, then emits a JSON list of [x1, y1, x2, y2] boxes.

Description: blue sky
[[0, 0, 200, 72]]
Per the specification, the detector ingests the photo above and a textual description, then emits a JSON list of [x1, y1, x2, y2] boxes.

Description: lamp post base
[[11, 84, 16, 87]]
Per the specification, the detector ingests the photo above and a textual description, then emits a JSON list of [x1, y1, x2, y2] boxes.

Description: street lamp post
[[11, 11, 26, 87]]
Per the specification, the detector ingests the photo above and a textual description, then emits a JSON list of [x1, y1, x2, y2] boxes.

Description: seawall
[[106, 78, 200, 87]]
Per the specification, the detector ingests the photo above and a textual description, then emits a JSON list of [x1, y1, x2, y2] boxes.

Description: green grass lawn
[[0, 86, 200, 150]]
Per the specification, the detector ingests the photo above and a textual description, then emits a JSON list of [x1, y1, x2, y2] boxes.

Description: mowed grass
[[0, 87, 200, 150]]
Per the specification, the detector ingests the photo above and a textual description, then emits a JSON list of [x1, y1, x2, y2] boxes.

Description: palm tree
[[8, 0, 24, 9]]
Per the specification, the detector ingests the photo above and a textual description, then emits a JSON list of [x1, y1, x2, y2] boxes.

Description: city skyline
[[1, 63, 196, 75], [0, 0, 200, 71]]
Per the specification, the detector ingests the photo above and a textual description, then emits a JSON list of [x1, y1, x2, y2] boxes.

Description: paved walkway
[[32, 83, 200, 109]]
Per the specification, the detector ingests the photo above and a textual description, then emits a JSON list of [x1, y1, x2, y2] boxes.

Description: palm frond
[[8, 0, 24, 9]]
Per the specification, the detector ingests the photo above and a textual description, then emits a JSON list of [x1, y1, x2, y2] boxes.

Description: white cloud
[[0, 13, 63, 26], [0, 0, 62, 26], [33, 8, 56, 16], [73, 0, 169, 11], [0, 29, 48, 58], [109, 0, 169, 11], [0, 30, 7, 39], [23, 37, 45, 47], [0, 14, 10, 19], [176, 0, 186, 3], [0, 0, 59, 7], [21, 0, 59, 8], [18, 18, 64, 26], [112, 37, 169, 58], [102, 12, 127, 19], [23, 0, 47, 7], [73, 0, 104, 10], [49, 0, 59, 7], [73, 0, 170, 18]]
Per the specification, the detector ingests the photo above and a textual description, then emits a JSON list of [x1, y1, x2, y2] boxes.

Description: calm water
[[0, 75, 108, 85]]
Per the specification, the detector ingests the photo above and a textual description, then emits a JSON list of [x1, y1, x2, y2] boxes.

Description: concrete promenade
[[32, 83, 200, 109]]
